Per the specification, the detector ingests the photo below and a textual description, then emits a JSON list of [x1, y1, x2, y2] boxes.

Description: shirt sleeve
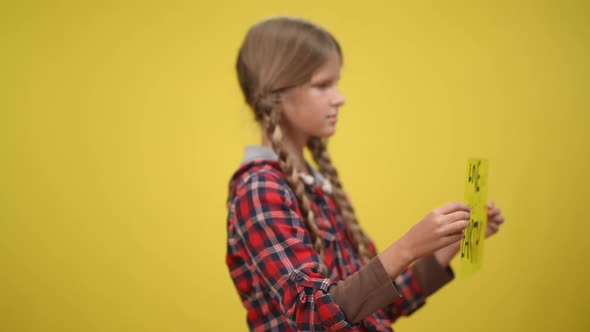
[[231, 170, 355, 331], [383, 256, 455, 323], [328, 256, 402, 324], [412, 255, 455, 297]]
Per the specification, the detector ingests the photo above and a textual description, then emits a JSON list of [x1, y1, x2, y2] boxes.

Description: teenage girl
[[225, 16, 505, 332]]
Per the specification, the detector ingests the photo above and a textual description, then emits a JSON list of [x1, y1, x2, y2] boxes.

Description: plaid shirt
[[226, 160, 427, 331]]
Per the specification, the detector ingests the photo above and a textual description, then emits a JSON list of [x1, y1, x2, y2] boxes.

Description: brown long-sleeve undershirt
[[328, 255, 454, 324]]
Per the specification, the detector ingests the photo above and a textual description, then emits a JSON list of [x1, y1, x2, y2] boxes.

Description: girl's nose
[[332, 87, 345, 107]]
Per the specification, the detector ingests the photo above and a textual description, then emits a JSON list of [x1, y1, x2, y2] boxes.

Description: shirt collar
[[241, 145, 332, 194]]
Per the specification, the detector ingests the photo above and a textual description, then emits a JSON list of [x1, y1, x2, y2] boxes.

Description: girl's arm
[[384, 255, 455, 322], [382, 200, 507, 322], [328, 208, 463, 324]]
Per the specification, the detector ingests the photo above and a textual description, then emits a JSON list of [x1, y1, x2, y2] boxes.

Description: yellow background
[[2, 1, 589, 331]]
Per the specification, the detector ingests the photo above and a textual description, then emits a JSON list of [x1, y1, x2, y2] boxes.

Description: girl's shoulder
[[228, 145, 286, 193], [230, 159, 284, 186], [227, 159, 289, 201]]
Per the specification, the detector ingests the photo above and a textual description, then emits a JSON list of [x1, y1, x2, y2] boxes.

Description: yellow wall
[[2, 1, 589, 331]]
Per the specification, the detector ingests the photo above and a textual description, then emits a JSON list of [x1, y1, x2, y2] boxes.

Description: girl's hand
[[485, 200, 505, 238], [379, 202, 470, 278], [401, 202, 470, 261], [432, 200, 506, 267]]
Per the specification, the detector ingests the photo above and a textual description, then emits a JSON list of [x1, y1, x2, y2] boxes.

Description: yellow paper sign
[[460, 159, 488, 277]]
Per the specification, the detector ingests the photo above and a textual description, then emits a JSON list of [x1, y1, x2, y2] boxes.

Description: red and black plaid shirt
[[226, 160, 427, 331]]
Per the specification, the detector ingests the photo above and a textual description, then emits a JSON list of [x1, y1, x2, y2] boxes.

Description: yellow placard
[[460, 159, 488, 277]]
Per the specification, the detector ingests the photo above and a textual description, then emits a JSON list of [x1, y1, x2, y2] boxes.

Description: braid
[[307, 137, 374, 264], [255, 93, 327, 273]]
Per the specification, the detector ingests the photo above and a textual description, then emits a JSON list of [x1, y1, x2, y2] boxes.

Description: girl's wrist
[[378, 239, 415, 279]]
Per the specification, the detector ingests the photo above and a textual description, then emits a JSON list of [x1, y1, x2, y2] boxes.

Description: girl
[[226, 16, 505, 332]]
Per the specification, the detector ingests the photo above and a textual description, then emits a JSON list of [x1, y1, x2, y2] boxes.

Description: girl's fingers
[[486, 224, 499, 237], [487, 207, 501, 218], [442, 219, 469, 236], [444, 210, 471, 224], [443, 233, 465, 246], [488, 214, 505, 225], [436, 202, 470, 215]]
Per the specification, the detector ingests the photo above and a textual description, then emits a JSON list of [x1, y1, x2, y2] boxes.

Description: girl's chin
[[307, 126, 337, 139], [318, 129, 336, 138]]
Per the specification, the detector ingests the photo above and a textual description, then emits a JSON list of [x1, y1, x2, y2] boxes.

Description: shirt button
[[295, 274, 304, 281]]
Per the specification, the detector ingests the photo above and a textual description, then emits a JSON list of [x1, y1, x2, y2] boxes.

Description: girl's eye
[[315, 82, 331, 90]]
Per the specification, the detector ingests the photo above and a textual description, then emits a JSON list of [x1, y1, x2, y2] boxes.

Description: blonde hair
[[236, 16, 374, 266]]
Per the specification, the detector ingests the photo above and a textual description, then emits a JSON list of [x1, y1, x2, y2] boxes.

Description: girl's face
[[279, 55, 345, 142]]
